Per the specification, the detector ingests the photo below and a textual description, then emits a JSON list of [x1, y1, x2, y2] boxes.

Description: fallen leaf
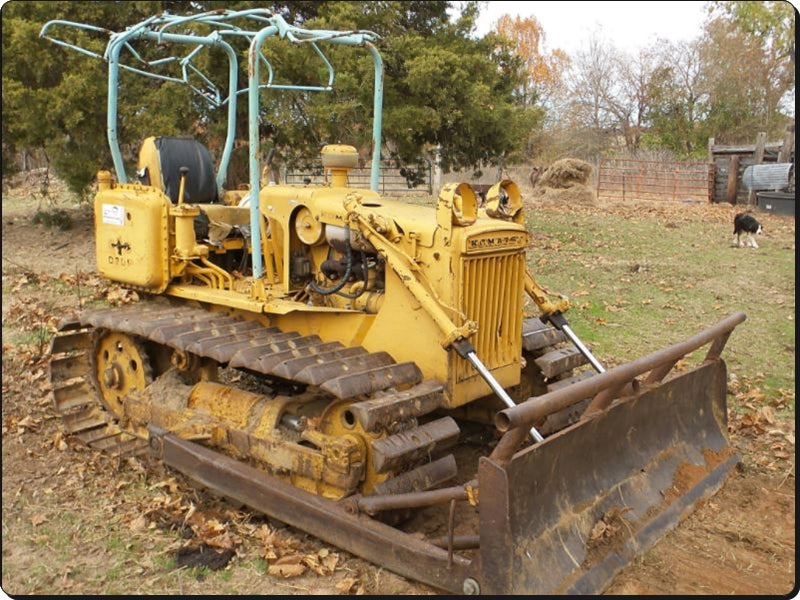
[[17, 415, 41, 431], [52, 431, 68, 451], [268, 562, 307, 578], [590, 520, 607, 540], [129, 515, 148, 532], [757, 406, 776, 425], [336, 577, 359, 593]]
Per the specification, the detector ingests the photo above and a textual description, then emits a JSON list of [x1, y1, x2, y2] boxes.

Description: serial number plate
[[102, 204, 125, 226]]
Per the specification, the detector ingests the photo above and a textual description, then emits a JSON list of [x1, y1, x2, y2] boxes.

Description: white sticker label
[[102, 204, 125, 226]]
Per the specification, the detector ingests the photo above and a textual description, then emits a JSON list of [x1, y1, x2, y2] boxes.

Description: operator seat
[[136, 136, 219, 204]]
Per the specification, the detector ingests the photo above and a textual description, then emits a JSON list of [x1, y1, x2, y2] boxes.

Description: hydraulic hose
[[336, 251, 370, 300], [309, 226, 354, 296]]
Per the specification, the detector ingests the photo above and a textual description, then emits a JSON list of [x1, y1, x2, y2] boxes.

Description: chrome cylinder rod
[[561, 323, 606, 373], [464, 350, 544, 443]]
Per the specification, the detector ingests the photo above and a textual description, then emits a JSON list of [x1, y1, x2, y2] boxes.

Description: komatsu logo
[[466, 233, 526, 251]]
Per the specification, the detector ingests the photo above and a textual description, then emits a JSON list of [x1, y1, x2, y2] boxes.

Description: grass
[[7, 327, 51, 347], [524, 202, 795, 413], [105, 535, 128, 553], [32, 208, 73, 231]]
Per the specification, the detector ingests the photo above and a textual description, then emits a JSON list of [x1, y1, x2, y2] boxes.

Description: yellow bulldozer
[[41, 10, 745, 594]]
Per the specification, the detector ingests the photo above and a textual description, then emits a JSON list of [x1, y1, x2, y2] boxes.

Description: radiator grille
[[456, 251, 525, 382]]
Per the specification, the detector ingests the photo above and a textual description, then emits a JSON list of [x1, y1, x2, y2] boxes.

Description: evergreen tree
[[2, 1, 535, 196]]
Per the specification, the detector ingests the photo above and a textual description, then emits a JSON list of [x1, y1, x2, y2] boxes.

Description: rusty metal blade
[[150, 427, 471, 593], [475, 359, 739, 595]]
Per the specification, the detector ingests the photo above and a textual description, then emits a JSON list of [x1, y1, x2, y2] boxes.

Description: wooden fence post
[[725, 155, 740, 204], [596, 159, 602, 201], [707, 137, 716, 202], [748, 132, 767, 205], [707, 163, 715, 203]]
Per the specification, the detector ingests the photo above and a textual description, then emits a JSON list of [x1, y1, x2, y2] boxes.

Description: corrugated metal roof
[[742, 163, 793, 191]]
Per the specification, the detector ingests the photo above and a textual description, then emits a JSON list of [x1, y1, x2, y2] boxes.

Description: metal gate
[[597, 158, 713, 203]]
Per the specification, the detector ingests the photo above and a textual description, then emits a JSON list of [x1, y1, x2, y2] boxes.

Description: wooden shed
[[709, 124, 795, 204]]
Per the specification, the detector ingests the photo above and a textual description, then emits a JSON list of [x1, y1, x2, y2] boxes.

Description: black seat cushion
[[154, 136, 218, 204]]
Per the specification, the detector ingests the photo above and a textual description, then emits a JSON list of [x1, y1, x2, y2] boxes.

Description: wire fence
[[597, 158, 713, 203]]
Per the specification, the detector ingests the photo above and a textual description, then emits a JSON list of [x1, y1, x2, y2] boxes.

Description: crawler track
[[48, 322, 148, 457], [48, 300, 590, 493]]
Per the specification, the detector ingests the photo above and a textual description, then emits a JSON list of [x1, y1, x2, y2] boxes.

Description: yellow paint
[[93, 331, 150, 416], [94, 157, 535, 410], [94, 185, 170, 292]]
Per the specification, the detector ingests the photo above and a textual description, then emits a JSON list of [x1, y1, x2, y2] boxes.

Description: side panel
[[95, 187, 170, 291]]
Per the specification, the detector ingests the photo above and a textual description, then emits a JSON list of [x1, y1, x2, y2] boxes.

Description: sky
[[470, 1, 712, 55]]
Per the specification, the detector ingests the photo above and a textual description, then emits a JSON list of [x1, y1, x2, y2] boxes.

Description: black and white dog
[[732, 212, 764, 248]]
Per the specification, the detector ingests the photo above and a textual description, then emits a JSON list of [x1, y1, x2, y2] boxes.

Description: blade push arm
[[524, 269, 606, 373]]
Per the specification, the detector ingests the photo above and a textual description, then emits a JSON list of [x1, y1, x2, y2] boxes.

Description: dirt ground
[[1, 175, 795, 596]]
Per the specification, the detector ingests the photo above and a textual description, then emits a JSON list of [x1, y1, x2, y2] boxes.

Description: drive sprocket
[[90, 329, 154, 421]]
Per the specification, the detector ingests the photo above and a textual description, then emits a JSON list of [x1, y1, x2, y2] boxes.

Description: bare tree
[[561, 32, 620, 161], [558, 32, 687, 159], [611, 46, 664, 153]]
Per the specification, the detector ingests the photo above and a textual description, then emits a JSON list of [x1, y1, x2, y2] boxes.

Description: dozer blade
[[477, 360, 736, 594], [478, 312, 745, 595], [147, 426, 474, 593]]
